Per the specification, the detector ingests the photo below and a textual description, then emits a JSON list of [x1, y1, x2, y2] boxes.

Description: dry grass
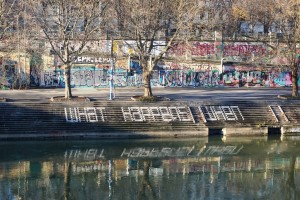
[[50, 96, 90, 102], [131, 95, 170, 102]]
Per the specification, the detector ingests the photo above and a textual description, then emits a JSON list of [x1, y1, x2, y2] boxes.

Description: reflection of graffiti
[[72, 162, 104, 174], [121, 146, 195, 158], [121, 145, 243, 158], [199, 145, 244, 156], [65, 149, 105, 160]]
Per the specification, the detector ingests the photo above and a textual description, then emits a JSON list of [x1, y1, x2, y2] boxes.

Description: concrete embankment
[[0, 99, 300, 140]]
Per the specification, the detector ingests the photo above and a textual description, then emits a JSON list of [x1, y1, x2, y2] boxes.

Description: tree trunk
[[64, 64, 73, 99], [143, 70, 152, 97], [291, 63, 299, 97], [263, 23, 269, 34]]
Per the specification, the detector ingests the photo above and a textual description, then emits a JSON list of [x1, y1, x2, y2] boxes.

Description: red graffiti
[[223, 44, 267, 56], [191, 42, 215, 56], [167, 42, 268, 57]]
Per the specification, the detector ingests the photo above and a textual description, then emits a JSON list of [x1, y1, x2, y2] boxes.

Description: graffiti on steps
[[121, 106, 195, 122], [199, 106, 244, 122], [64, 106, 195, 123], [64, 107, 106, 123]]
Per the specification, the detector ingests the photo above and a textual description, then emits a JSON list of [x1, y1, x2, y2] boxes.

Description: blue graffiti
[[37, 67, 300, 88]]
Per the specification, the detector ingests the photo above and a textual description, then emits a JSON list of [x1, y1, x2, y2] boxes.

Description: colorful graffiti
[[159, 69, 220, 87], [30, 66, 300, 89], [219, 65, 300, 88], [0, 65, 15, 88], [167, 42, 272, 63]]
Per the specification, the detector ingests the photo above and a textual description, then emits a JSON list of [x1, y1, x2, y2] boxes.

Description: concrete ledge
[[0, 97, 6, 102], [281, 126, 300, 135], [0, 129, 209, 140], [222, 127, 268, 136]]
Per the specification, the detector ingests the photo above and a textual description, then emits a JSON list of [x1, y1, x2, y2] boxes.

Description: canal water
[[0, 136, 300, 200]]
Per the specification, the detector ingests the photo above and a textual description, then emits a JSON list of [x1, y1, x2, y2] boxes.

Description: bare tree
[[226, 0, 299, 96], [266, 0, 300, 97], [113, 0, 201, 97], [0, 0, 17, 41], [229, 0, 280, 37], [0, 0, 21, 90], [28, 0, 109, 99]]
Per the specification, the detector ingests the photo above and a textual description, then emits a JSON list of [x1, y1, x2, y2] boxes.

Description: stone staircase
[[0, 101, 208, 138], [269, 105, 289, 124], [1, 100, 300, 139]]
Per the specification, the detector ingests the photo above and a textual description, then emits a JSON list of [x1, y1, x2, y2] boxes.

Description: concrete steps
[[0, 101, 208, 137], [1, 100, 300, 138]]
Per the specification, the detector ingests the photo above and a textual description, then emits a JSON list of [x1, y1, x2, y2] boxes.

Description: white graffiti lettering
[[199, 106, 244, 121], [120, 146, 195, 158], [75, 56, 112, 64], [121, 106, 194, 123], [72, 163, 103, 174], [65, 107, 105, 122], [64, 149, 105, 160], [197, 145, 244, 156]]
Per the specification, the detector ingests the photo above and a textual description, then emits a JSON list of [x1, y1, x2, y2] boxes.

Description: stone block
[[222, 127, 268, 136], [281, 126, 300, 135]]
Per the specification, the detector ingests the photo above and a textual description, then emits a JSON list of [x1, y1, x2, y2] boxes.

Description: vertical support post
[[220, 31, 224, 74], [17, 16, 21, 75], [23, 2, 27, 78], [134, 70, 137, 86], [109, 37, 114, 100]]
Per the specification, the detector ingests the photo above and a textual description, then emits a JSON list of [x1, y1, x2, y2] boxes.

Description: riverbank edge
[[1, 98, 300, 140]]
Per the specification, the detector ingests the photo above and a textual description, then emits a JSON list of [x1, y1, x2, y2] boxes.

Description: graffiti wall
[[220, 65, 300, 88], [23, 40, 300, 89], [34, 65, 300, 89], [36, 68, 222, 88], [0, 65, 15, 88]]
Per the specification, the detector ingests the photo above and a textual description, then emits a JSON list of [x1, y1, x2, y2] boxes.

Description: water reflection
[[0, 136, 300, 199]]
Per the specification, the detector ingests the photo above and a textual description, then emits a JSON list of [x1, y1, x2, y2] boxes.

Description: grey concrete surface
[[0, 87, 294, 102]]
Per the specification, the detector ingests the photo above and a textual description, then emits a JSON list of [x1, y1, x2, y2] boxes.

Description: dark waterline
[[0, 136, 300, 200]]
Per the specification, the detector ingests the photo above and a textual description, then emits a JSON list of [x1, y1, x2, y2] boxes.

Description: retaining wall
[[0, 100, 300, 139]]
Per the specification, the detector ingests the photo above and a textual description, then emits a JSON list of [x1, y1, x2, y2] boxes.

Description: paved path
[[0, 87, 293, 102]]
